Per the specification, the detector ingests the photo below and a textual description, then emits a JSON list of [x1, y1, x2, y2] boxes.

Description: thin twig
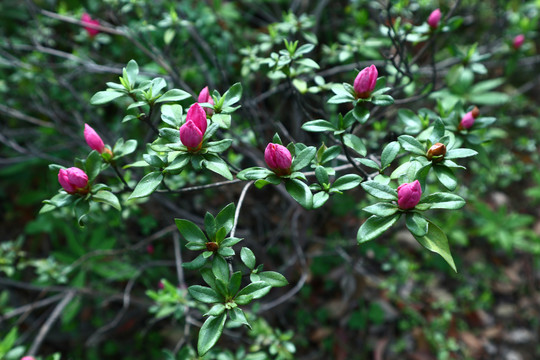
[[28, 290, 76, 356], [230, 181, 254, 238]]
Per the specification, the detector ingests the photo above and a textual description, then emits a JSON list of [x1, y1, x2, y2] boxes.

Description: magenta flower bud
[[158, 281, 164, 289], [146, 244, 154, 255], [58, 167, 89, 194], [353, 65, 378, 99], [513, 34, 525, 50], [427, 9, 441, 28], [198, 86, 214, 116], [179, 120, 203, 150], [397, 180, 422, 210], [264, 143, 292, 175], [186, 103, 207, 134], [459, 111, 475, 130], [21, 357, 36, 360], [81, 13, 100, 37], [84, 123, 105, 153]]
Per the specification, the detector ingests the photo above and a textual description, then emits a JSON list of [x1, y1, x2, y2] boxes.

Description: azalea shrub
[[1, 0, 539, 359]]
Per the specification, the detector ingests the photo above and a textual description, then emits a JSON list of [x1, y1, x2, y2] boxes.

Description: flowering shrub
[[2, 1, 538, 359]]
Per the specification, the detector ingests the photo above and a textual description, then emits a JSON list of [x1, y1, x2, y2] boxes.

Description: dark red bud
[[205, 242, 219, 252], [471, 106, 480, 118], [426, 143, 446, 162]]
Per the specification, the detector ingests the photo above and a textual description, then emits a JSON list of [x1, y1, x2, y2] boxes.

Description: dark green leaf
[[92, 190, 121, 211], [362, 202, 399, 217], [406, 212, 428, 237], [90, 90, 125, 105], [445, 148, 478, 160], [240, 247, 256, 270], [301, 119, 336, 132], [85, 150, 102, 182], [381, 141, 400, 168], [332, 174, 362, 191], [203, 155, 233, 180], [222, 83, 243, 108], [419, 192, 466, 210], [236, 281, 271, 300], [434, 165, 457, 191], [197, 313, 227, 356], [237, 167, 274, 180], [188, 285, 223, 304], [414, 220, 457, 272], [398, 135, 425, 156], [370, 94, 394, 106], [291, 146, 316, 171], [175, 219, 207, 244], [155, 89, 191, 103], [258, 271, 288, 287], [285, 179, 313, 209], [212, 255, 229, 284], [128, 171, 163, 199], [215, 203, 236, 235], [343, 134, 367, 156], [361, 181, 397, 200], [313, 192, 330, 208], [357, 213, 401, 243]]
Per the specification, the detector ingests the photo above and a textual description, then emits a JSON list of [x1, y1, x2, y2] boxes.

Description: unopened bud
[[427, 9, 441, 28], [58, 167, 89, 194], [264, 143, 292, 176], [397, 180, 422, 210], [426, 143, 446, 162], [353, 65, 378, 99], [205, 242, 219, 252], [471, 106, 480, 118]]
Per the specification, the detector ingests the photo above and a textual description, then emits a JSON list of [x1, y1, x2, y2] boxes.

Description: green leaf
[[160, 104, 183, 127], [113, 139, 137, 158], [472, 92, 510, 105], [434, 165, 457, 191], [125, 60, 139, 87], [165, 154, 190, 172], [220, 237, 242, 247], [380, 141, 400, 168], [211, 114, 231, 129], [357, 213, 401, 244], [352, 105, 370, 124], [398, 135, 425, 156], [332, 174, 362, 191], [371, 94, 394, 106], [258, 271, 288, 287], [155, 89, 191, 103], [301, 119, 336, 132], [237, 167, 274, 180], [230, 307, 251, 328], [315, 166, 329, 185], [236, 281, 271, 300], [206, 139, 233, 153], [313, 192, 330, 209], [406, 212, 428, 237], [285, 179, 313, 209], [222, 83, 243, 108], [398, 108, 423, 134], [188, 285, 223, 303], [212, 255, 229, 284], [92, 190, 121, 210], [291, 146, 316, 171], [445, 148, 478, 160], [90, 90, 125, 105], [361, 181, 398, 200], [240, 247, 256, 270], [429, 118, 446, 144], [343, 134, 367, 156], [182, 253, 207, 270], [74, 199, 89, 227], [215, 203, 236, 235], [85, 150, 102, 182], [175, 219, 207, 244], [362, 202, 399, 217], [414, 220, 457, 272], [419, 192, 466, 210], [128, 171, 163, 200], [204, 304, 226, 317], [228, 271, 242, 296], [202, 155, 233, 180], [197, 313, 227, 356]]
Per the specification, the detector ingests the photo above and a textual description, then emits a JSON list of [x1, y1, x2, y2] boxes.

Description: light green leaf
[[357, 213, 401, 243], [197, 313, 227, 356], [128, 171, 163, 199], [414, 220, 457, 272]]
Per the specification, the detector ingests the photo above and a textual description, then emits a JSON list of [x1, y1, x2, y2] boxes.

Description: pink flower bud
[[58, 167, 89, 194], [81, 13, 100, 37], [146, 244, 154, 254], [513, 34, 525, 50], [84, 124, 105, 153], [21, 357, 36, 360], [427, 9, 441, 28], [179, 120, 203, 150], [397, 180, 422, 210], [158, 281, 164, 289], [198, 86, 214, 116], [264, 143, 292, 175], [459, 111, 475, 130], [186, 103, 207, 134], [353, 65, 378, 99]]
